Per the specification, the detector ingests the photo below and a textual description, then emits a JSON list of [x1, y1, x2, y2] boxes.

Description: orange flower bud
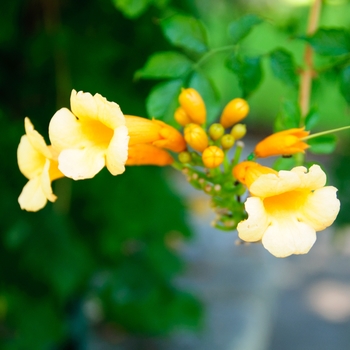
[[174, 107, 192, 126], [233, 161, 277, 188], [184, 123, 208, 152], [202, 146, 224, 168], [220, 98, 249, 128], [126, 144, 173, 166], [125, 115, 186, 153], [179, 88, 206, 125], [254, 128, 309, 158]]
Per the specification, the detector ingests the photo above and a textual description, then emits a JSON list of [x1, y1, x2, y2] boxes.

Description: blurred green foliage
[[0, 0, 202, 348]]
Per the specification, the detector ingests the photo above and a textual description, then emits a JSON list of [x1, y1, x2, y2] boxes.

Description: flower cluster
[[17, 88, 341, 258]]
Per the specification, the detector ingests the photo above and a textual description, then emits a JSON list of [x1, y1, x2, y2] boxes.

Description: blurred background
[[1, 0, 350, 349]]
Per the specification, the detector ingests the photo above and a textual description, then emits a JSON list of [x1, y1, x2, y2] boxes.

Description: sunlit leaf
[[304, 107, 320, 130], [301, 28, 350, 56], [228, 14, 263, 44], [112, 0, 151, 18], [146, 79, 183, 125], [308, 134, 337, 154], [135, 51, 193, 80], [340, 65, 350, 104], [160, 14, 208, 54], [269, 48, 298, 87], [274, 99, 301, 131]]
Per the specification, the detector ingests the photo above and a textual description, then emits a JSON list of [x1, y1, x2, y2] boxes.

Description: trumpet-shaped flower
[[237, 164, 340, 258], [254, 128, 309, 158], [49, 90, 129, 180], [18, 118, 64, 211], [126, 144, 174, 166]]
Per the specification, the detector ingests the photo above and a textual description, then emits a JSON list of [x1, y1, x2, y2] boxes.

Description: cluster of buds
[[173, 88, 250, 229]]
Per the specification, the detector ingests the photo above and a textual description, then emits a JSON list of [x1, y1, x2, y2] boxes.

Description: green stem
[[303, 125, 350, 141], [232, 142, 244, 167], [193, 45, 236, 69]]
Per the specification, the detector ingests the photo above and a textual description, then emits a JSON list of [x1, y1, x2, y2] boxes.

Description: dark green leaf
[[188, 71, 220, 124], [301, 28, 350, 56], [269, 48, 298, 87], [228, 14, 263, 44], [340, 65, 350, 104], [226, 53, 262, 98], [146, 79, 183, 125], [304, 107, 320, 130], [112, 0, 151, 18], [160, 14, 208, 54], [135, 51, 193, 80], [274, 99, 301, 131], [308, 134, 337, 154]]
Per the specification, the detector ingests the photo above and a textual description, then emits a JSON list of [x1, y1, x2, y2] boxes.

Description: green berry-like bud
[[208, 123, 225, 141], [178, 151, 192, 163], [230, 124, 247, 140], [221, 134, 235, 150]]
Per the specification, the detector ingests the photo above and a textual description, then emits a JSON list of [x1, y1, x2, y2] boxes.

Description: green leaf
[[146, 79, 183, 125], [269, 48, 298, 87], [301, 28, 350, 56], [274, 99, 301, 131], [273, 156, 298, 171], [112, 0, 151, 18], [160, 14, 208, 54], [188, 71, 220, 124], [308, 134, 337, 154], [340, 65, 350, 104], [226, 53, 262, 98], [228, 14, 263, 44], [135, 51, 193, 80], [304, 107, 320, 130]]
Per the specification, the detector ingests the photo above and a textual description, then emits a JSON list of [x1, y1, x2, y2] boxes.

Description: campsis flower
[[49, 90, 129, 180], [18, 118, 64, 211], [254, 128, 309, 158]]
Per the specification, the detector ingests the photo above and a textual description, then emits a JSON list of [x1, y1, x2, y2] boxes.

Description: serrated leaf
[[188, 71, 220, 124], [304, 107, 320, 130], [274, 99, 301, 131], [269, 48, 298, 87], [308, 134, 337, 154], [135, 51, 193, 80], [226, 53, 262, 98], [160, 14, 208, 54], [146, 79, 183, 125], [301, 28, 350, 56], [112, 0, 151, 18], [340, 65, 350, 104], [228, 14, 263, 44]]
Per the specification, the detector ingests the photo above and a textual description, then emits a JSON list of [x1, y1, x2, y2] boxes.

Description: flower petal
[[58, 147, 105, 180], [94, 93, 125, 129], [18, 176, 47, 212], [41, 159, 58, 202], [24, 118, 51, 158], [262, 218, 316, 258], [105, 125, 129, 175], [292, 164, 326, 190], [126, 144, 174, 166], [70, 89, 98, 121], [237, 197, 270, 242], [17, 135, 46, 179], [298, 186, 340, 231]]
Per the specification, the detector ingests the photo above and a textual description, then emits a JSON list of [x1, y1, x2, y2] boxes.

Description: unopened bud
[[179, 88, 206, 125], [174, 107, 192, 126], [231, 123, 247, 140], [178, 151, 192, 164], [220, 98, 249, 128], [184, 123, 208, 152], [208, 123, 225, 141], [202, 146, 224, 169], [221, 134, 235, 150]]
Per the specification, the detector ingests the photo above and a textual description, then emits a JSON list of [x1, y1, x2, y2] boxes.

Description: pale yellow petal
[[18, 177, 47, 212], [249, 170, 301, 197], [41, 160, 58, 202], [49, 108, 87, 151], [262, 218, 316, 258], [298, 186, 340, 231], [105, 125, 129, 175], [292, 164, 326, 190], [24, 117, 51, 158], [237, 197, 270, 242], [94, 93, 125, 129], [58, 147, 105, 180], [17, 135, 46, 179], [70, 89, 98, 121]]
